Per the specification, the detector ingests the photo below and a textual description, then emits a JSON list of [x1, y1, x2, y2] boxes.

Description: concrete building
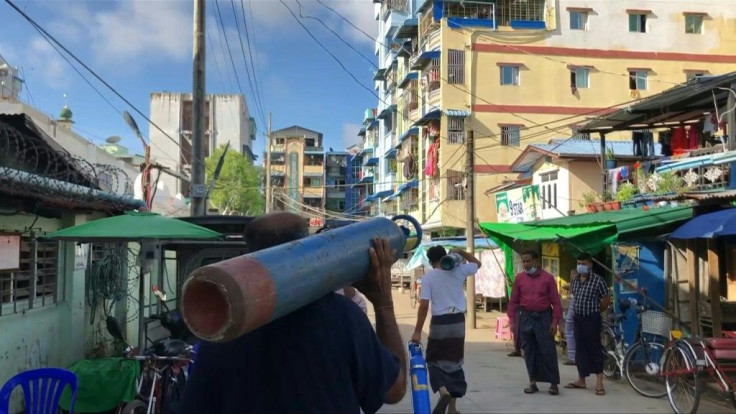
[[267, 125, 325, 213], [0, 54, 23, 101], [324, 151, 348, 212], [377, 0, 736, 234], [148, 92, 256, 199]]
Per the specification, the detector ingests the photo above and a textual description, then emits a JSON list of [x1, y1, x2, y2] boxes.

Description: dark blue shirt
[[181, 293, 399, 414]]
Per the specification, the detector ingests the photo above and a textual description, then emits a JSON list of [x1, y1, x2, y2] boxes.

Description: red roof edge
[[474, 164, 512, 173]]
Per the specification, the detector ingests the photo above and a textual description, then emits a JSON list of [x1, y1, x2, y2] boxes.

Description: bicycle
[[663, 335, 736, 413], [600, 298, 671, 398]]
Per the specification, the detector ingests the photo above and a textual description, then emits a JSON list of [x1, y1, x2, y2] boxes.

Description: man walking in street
[[564, 252, 610, 396], [507, 250, 563, 396], [411, 246, 481, 414]]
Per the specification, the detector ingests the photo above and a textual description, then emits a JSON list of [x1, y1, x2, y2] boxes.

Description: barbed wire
[[0, 119, 139, 212]]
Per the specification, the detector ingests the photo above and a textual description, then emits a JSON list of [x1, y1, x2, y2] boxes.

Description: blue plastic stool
[[0, 368, 77, 414]]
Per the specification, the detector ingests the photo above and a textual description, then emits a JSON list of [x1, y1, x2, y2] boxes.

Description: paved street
[[373, 288, 729, 414]]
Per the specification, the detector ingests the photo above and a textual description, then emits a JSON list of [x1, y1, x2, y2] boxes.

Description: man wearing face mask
[[507, 250, 562, 396], [564, 253, 611, 396]]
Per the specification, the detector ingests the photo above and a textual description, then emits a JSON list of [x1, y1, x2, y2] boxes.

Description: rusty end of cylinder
[[181, 278, 231, 342]]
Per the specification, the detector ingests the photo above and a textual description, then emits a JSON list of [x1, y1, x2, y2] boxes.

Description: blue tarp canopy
[[363, 157, 379, 167], [394, 18, 418, 39], [405, 236, 499, 270], [411, 50, 441, 70], [399, 72, 418, 89], [384, 148, 398, 159], [413, 109, 441, 127], [670, 208, 736, 239]]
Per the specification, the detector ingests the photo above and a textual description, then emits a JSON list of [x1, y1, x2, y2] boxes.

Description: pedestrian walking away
[[564, 253, 611, 396], [411, 246, 481, 414], [507, 250, 562, 396]]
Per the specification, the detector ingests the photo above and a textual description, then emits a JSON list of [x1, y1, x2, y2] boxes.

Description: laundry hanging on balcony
[[425, 139, 440, 178], [404, 153, 417, 180]]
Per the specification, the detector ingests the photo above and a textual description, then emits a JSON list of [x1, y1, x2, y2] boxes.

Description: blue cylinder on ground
[[408, 341, 432, 414], [440, 253, 462, 270], [181, 216, 420, 343]]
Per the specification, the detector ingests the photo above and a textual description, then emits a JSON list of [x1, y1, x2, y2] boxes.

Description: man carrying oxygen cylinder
[[411, 246, 481, 414]]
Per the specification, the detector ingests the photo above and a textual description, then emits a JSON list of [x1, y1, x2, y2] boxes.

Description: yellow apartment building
[[267, 125, 325, 213], [386, 0, 736, 235]]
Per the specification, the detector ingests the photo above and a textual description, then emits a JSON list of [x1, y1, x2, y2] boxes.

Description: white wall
[[532, 161, 571, 220], [552, 0, 736, 53]]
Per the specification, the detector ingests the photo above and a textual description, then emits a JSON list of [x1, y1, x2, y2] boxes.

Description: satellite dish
[[106, 135, 121, 144]]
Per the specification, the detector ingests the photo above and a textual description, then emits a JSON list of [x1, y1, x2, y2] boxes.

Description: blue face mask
[[525, 267, 537, 275], [576, 264, 590, 275]]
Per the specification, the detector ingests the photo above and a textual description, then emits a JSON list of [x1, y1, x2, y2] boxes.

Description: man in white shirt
[[411, 246, 481, 414]]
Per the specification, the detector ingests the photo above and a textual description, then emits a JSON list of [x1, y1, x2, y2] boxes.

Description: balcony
[[443, 1, 497, 29], [381, 0, 409, 20], [270, 144, 285, 152], [496, 0, 546, 29], [419, 10, 440, 50], [305, 146, 324, 153]]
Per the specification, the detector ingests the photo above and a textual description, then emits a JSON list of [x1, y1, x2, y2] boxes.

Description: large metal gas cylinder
[[180, 215, 421, 343]]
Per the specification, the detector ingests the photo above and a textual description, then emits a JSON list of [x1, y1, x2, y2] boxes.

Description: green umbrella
[[46, 211, 222, 241], [46, 210, 222, 351]]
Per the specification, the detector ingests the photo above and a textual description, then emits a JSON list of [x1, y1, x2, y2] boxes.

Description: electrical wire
[[229, 0, 267, 127], [238, 0, 268, 127], [214, 0, 245, 98], [86, 244, 128, 325]]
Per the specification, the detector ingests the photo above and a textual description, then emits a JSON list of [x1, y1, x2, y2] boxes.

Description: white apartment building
[[148, 92, 256, 199]]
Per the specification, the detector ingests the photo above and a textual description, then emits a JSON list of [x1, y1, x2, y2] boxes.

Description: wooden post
[[465, 130, 476, 330], [707, 239, 723, 337], [686, 240, 699, 336], [599, 132, 607, 194]]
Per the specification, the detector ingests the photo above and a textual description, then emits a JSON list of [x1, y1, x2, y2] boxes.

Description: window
[[540, 171, 558, 210], [275, 138, 285, 145], [501, 125, 521, 147], [303, 177, 321, 187], [1, 236, 59, 315], [500, 65, 520, 86], [447, 117, 465, 144], [686, 71, 705, 82], [629, 71, 648, 90], [685, 14, 703, 34], [448, 49, 465, 85], [446, 170, 465, 201], [569, 11, 588, 30], [570, 67, 590, 89], [629, 13, 646, 33]]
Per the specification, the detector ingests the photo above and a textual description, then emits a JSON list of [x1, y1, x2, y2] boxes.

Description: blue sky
[[0, 0, 378, 164]]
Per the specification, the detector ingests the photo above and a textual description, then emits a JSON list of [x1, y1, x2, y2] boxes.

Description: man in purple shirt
[[507, 250, 563, 396]]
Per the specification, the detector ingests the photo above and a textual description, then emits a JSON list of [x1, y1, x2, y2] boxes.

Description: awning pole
[[600, 132, 607, 195]]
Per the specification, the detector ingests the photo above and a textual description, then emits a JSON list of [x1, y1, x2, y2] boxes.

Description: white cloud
[[342, 122, 362, 147], [23, 37, 71, 90], [49, 0, 192, 67]]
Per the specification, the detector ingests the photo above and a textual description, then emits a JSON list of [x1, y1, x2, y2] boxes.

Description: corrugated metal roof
[[531, 139, 662, 157]]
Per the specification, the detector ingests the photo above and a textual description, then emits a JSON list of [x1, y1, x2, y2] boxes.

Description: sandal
[[549, 385, 559, 395], [562, 360, 576, 366], [507, 351, 522, 357], [523, 384, 539, 394], [595, 388, 606, 396], [564, 382, 586, 389], [433, 393, 451, 414]]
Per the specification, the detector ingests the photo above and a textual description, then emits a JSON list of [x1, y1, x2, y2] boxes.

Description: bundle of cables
[[86, 244, 128, 324]]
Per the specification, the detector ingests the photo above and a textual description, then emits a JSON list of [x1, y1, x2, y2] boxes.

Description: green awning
[[479, 222, 618, 255], [526, 206, 694, 236]]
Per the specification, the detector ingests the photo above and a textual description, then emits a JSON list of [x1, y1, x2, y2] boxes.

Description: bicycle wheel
[[601, 329, 619, 379], [624, 341, 667, 398], [664, 344, 700, 414], [121, 400, 148, 414]]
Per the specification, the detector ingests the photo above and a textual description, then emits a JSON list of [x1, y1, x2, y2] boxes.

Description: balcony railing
[[496, 0, 545, 27], [402, 82, 419, 117], [381, 0, 409, 19]]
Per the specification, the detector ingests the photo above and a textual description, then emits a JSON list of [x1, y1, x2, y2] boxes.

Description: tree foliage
[[205, 145, 264, 215]]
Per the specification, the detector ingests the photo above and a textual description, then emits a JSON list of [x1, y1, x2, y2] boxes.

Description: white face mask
[[525, 267, 537, 275], [577, 264, 590, 275]]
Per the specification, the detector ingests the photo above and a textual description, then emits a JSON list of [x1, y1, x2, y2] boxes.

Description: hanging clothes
[[632, 131, 644, 156], [425, 142, 439, 178], [687, 126, 699, 149], [404, 153, 416, 179], [658, 130, 672, 156], [671, 127, 688, 156], [704, 115, 717, 133]]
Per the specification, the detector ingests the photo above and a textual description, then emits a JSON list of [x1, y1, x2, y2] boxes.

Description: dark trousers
[[513, 311, 521, 352], [519, 309, 560, 385], [573, 312, 604, 378]]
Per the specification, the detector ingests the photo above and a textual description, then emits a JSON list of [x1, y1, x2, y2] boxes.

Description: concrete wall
[[0, 213, 90, 412]]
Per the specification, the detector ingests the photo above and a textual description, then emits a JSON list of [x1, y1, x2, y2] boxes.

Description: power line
[[213, 0, 245, 97], [294, 0, 377, 69], [238, 0, 267, 127], [229, 0, 266, 127], [2, 0, 203, 169]]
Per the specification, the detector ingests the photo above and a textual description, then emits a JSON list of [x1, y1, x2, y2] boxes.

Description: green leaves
[[205, 144, 265, 215]]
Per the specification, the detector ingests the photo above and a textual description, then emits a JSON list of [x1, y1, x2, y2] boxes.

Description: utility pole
[[190, 0, 207, 216], [265, 113, 272, 213], [465, 130, 476, 330]]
